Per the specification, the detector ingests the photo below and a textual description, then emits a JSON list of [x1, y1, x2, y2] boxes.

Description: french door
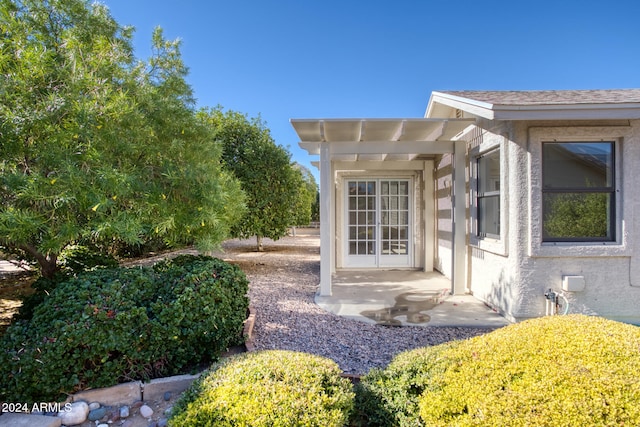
[[345, 179, 412, 268]]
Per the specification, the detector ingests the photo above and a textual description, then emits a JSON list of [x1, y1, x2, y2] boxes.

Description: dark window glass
[[542, 142, 615, 241]]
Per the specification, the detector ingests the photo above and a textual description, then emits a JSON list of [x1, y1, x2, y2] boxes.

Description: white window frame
[[529, 126, 631, 258], [476, 149, 501, 239], [470, 137, 507, 256]]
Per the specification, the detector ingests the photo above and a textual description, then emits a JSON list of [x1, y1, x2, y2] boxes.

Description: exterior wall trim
[[528, 125, 633, 258]]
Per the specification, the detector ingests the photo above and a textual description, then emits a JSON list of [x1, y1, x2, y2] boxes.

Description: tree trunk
[[256, 235, 263, 252], [39, 258, 59, 280], [20, 244, 59, 279]]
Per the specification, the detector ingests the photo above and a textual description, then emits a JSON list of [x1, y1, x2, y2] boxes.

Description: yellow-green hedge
[[354, 342, 458, 426], [169, 350, 354, 427], [419, 315, 640, 426]]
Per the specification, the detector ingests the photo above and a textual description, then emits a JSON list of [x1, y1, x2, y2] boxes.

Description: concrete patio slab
[[316, 270, 510, 328]]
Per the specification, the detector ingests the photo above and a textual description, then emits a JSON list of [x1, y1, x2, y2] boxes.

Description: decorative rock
[[58, 401, 89, 426], [163, 406, 173, 416], [120, 405, 130, 418], [163, 391, 172, 401], [107, 408, 121, 422], [131, 400, 144, 409], [158, 417, 168, 427], [148, 422, 158, 427], [139, 404, 154, 418], [97, 424, 109, 427], [88, 402, 101, 410], [88, 406, 108, 421]]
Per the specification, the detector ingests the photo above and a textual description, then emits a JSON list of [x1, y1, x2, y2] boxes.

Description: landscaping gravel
[[213, 229, 493, 375]]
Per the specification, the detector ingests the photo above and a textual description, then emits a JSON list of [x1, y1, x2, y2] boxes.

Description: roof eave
[[427, 91, 640, 120], [426, 91, 496, 119], [491, 104, 640, 120]]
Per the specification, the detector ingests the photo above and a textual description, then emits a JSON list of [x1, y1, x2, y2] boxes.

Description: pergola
[[291, 118, 475, 296]]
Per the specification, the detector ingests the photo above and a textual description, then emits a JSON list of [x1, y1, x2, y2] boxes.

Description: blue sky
[[102, 0, 640, 181]]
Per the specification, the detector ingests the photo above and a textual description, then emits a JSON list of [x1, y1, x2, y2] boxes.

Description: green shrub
[[15, 245, 119, 321], [418, 315, 640, 426], [169, 350, 355, 427], [0, 255, 249, 403], [58, 245, 119, 274], [354, 341, 460, 427]]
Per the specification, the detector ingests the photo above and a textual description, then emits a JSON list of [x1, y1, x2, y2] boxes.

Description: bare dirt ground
[[0, 264, 36, 334]]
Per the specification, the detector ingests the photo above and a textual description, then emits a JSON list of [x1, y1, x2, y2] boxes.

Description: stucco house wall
[[461, 118, 640, 323], [463, 121, 522, 320], [520, 120, 640, 323], [434, 153, 453, 276]]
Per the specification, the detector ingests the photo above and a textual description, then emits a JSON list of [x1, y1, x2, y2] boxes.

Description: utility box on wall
[[562, 275, 585, 292]]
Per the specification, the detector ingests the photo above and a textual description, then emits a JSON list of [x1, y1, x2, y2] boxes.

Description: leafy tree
[[543, 193, 609, 239], [311, 191, 320, 223], [290, 163, 318, 227], [200, 108, 306, 251], [0, 0, 244, 278]]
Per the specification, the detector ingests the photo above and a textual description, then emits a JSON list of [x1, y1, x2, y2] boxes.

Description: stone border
[[243, 305, 256, 351]]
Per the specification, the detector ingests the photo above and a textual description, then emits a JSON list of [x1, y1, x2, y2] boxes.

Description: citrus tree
[[290, 163, 318, 227], [200, 108, 312, 251]]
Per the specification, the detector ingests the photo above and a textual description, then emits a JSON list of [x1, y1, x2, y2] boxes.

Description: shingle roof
[[436, 89, 640, 106]]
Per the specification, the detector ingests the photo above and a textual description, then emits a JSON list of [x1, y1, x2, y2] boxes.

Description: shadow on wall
[[484, 269, 517, 321]]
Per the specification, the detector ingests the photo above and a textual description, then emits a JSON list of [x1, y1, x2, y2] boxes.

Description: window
[[542, 142, 615, 242], [476, 149, 500, 238]]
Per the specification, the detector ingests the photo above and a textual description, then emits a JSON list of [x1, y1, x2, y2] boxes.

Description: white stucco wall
[[462, 122, 523, 319], [465, 119, 640, 324], [434, 154, 453, 277]]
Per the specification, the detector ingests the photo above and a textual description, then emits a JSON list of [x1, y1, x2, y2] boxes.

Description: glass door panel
[[346, 181, 377, 266], [345, 179, 411, 268], [379, 180, 410, 266]]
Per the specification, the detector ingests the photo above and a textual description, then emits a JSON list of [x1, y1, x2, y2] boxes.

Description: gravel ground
[[213, 229, 493, 375], [0, 231, 494, 426], [0, 229, 494, 375]]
